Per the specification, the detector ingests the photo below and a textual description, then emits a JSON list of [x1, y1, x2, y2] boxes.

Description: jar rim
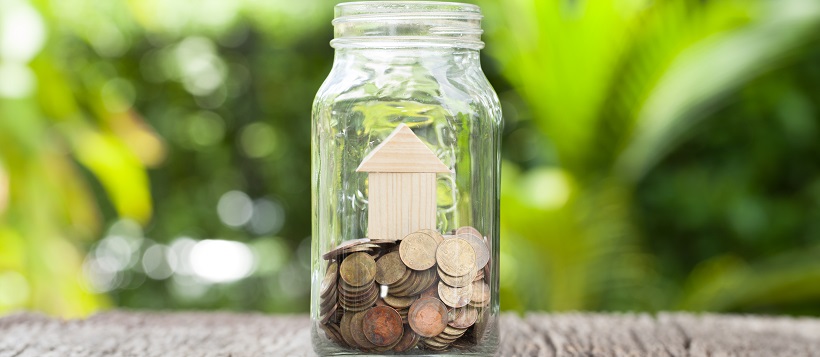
[[334, 1, 481, 21], [331, 1, 484, 50]]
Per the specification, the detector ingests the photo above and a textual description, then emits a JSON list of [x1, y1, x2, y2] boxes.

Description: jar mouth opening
[[332, 1, 484, 50]]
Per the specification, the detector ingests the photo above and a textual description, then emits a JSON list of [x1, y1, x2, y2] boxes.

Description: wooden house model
[[357, 124, 451, 241]]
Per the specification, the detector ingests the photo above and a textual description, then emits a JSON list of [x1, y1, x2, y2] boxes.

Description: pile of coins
[[319, 226, 491, 353]]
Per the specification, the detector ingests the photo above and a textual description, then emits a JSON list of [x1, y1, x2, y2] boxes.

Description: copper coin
[[320, 304, 338, 325], [436, 238, 476, 277], [339, 312, 358, 348], [320, 288, 337, 310], [420, 283, 439, 299], [438, 281, 472, 308], [392, 324, 420, 352], [388, 268, 412, 287], [442, 324, 468, 337], [362, 306, 403, 347], [399, 232, 439, 271], [383, 294, 417, 309], [320, 261, 338, 298], [323, 238, 370, 260], [408, 297, 448, 338], [320, 322, 345, 346], [455, 226, 482, 237], [448, 306, 478, 328], [339, 280, 377, 296], [453, 233, 490, 271], [338, 279, 374, 294], [438, 266, 476, 288], [417, 229, 444, 244], [330, 308, 344, 324], [473, 306, 491, 341], [409, 268, 438, 296], [339, 289, 378, 312], [339, 252, 376, 287], [387, 271, 419, 296], [375, 251, 406, 285], [319, 303, 339, 324], [421, 337, 448, 348], [350, 311, 378, 349], [432, 334, 459, 344], [470, 280, 490, 305]]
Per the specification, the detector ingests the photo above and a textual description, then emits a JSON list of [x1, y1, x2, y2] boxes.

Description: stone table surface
[[1, 311, 819, 356]]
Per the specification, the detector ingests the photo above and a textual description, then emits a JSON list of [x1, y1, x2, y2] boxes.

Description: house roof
[[356, 124, 452, 173]]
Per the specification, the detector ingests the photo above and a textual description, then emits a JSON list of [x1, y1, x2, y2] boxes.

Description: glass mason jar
[[310, 2, 501, 355]]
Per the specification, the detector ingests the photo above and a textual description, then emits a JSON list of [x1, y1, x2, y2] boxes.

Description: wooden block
[[359, 124, 450, 240], [356, 124, 451, 174]]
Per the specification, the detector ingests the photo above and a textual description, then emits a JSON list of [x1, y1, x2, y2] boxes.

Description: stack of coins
[[338, 252, 380, 312], [319, 227, 492, 353]]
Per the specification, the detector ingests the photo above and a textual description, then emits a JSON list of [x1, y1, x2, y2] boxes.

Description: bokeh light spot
[[0, 0, 46, 63], [142, 244, 175, 280], [239, 122, 280, 158], [217, 190, 253, 227], [0, 62, 35, 98], [248, 198, 285, 235], [519, 168, 572, 210], [189, 239, 254, 283], [0, 271, 29, 306]]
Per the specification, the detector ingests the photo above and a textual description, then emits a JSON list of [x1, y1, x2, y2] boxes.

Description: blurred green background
[[1, 0, 819, 318]]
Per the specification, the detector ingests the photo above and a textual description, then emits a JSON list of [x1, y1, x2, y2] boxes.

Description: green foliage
[[482, 0, 820, 313]]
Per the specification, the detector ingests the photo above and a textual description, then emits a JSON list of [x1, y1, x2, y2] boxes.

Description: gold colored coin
[[339, 282, 377, 300], [417, 229, 444, 244], [339, 312, 358, 348], [438, 266, 476, 288], [409, 268, 438, 296], [473, 306, 490, 341], [421, 338, 448, 348], [455, 226, 482, 237], [437, 281, 472, 308], [453, 233, 490, 271], [320, 262, 338, 298], [399, 232, 439, 271], [320, 322, 346, 347], [320, 303, 338, 325], [383, 294, 417, 309], [420, 283, 439, 299], [375, 251, 406, 285], [388, 268, 412, 288], [339, 252, 377, 287], [323, 238, 371, 260], [448, 306, 478, 328], [470, 280, 490, 305], [435, 238, 475, 277], [431, 334, 458, 344], [442, 324, 468, 337], [473, 268, 485, 282], [338, 279, 374, 294]]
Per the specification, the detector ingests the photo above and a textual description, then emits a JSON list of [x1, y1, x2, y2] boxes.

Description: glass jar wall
[[310, 2, 501, 355]]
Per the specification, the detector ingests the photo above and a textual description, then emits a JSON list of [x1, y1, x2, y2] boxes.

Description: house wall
[[367, 172, 437, 241]]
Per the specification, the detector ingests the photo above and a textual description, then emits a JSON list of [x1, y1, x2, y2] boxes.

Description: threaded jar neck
[[331, 1, 484, 50]]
